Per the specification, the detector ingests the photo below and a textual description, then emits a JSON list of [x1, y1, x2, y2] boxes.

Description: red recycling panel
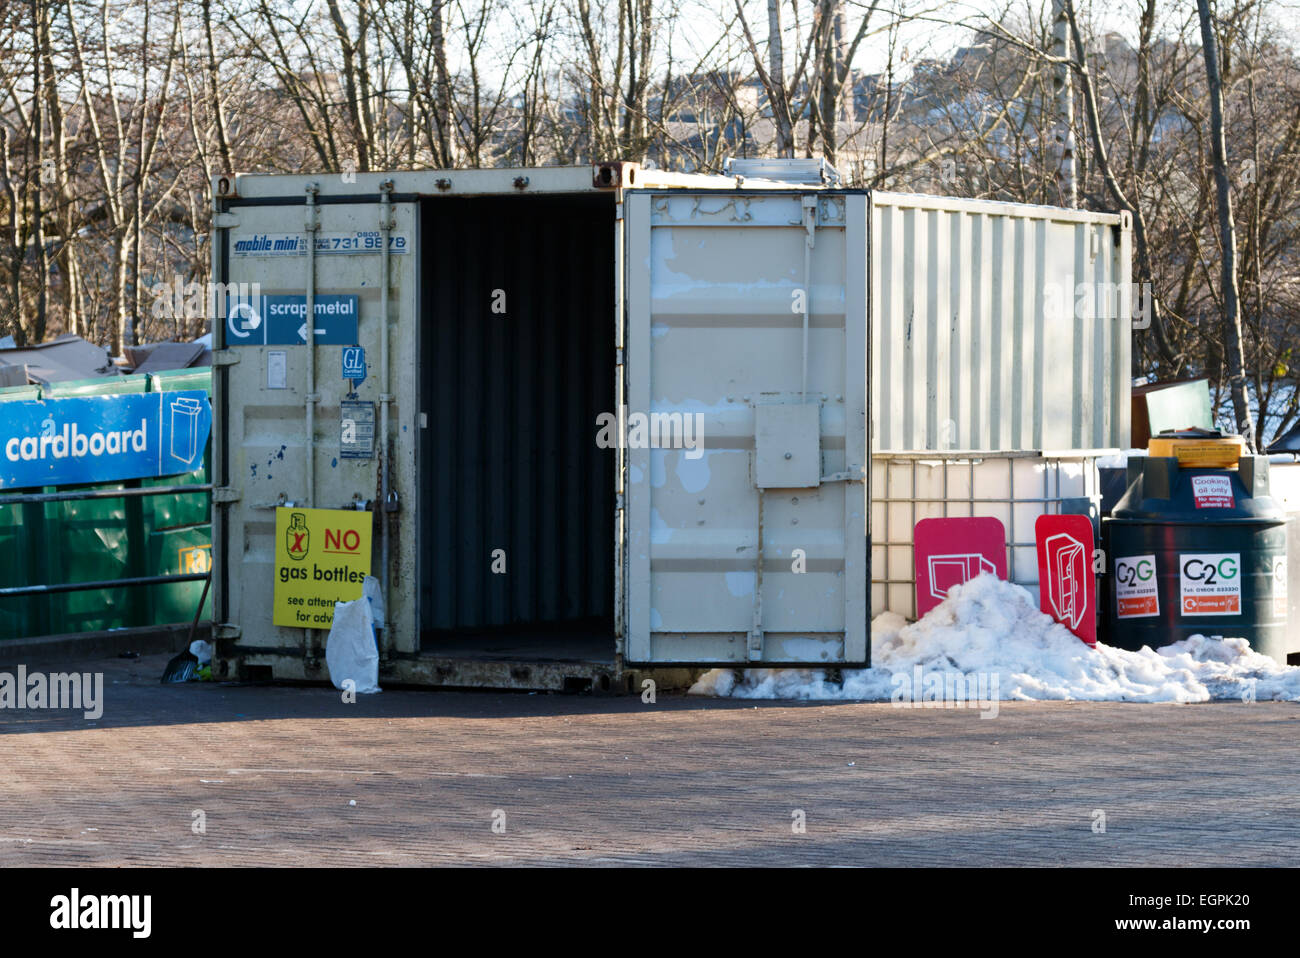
[[1034, 514, 1097, 646], [913, 516, 1008, 618]]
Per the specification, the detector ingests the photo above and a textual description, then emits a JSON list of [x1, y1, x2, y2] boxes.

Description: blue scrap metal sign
[[0, 391, 212, 490], [226, 294, 359, 346]]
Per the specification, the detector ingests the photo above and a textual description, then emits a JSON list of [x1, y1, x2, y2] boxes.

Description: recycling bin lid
[[1147, 428, 1245, 470]]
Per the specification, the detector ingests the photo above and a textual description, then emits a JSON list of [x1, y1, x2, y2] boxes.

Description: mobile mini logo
[[49, 889, 151, 939]]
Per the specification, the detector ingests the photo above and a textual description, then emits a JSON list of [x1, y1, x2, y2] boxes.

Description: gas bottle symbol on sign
[[285, 513, 310, 560], [1034, 515, 1097, 645]]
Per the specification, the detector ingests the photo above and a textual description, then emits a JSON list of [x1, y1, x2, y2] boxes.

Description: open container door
[[622, 190, 869, 666]]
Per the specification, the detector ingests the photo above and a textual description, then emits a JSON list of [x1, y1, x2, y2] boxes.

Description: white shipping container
[[209, 162, 1131, 689]]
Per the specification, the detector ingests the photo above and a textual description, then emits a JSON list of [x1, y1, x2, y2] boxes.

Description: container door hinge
[[616, 202, 624, 221], [212, 350, 241, 367], [213, 212, 240, 230], [214, 624, 242, 640], [616, 348, 624, 366], [213, 487, 242, 504]]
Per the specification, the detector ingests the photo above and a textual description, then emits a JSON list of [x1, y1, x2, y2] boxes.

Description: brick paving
[[2, 652, 1299, 866]]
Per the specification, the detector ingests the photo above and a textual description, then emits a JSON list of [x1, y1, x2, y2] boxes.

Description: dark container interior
[[417, 194, 616, 654]]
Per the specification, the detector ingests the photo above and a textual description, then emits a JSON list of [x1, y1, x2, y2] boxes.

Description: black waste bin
[[1102, 454, 1288, 662]]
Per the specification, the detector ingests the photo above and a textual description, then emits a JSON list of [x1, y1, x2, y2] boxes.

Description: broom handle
[[188, 571, 213, 647]]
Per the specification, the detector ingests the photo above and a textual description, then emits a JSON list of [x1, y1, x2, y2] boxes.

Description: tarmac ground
[[2, 652, 1298, 866]]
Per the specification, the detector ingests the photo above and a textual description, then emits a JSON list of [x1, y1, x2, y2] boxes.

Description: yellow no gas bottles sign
[[273, 507, 373, 628]]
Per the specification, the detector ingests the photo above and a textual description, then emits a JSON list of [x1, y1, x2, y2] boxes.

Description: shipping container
[[210, 162, 1131, 689]]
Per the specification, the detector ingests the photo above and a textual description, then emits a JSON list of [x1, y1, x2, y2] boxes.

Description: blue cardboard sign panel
[[0, 391, 212, 489]]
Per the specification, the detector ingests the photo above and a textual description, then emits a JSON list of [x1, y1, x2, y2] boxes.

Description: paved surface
[[2, 652, 1299, 866]]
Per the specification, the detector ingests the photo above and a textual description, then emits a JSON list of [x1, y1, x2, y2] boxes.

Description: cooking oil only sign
[[1114, 555, 1159, 618], [1273, 556, 1288, 618], [273, 507, 372, 628], [1190, 474, 1234, 509], [1179, 552, 1241, 615]]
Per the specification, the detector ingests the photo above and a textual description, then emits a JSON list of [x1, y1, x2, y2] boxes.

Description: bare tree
[[0, 0, 1297, 418], [569, 0, 658, 160], [1049, 0, 1075, 205], [1196, 0, 1254, 444]]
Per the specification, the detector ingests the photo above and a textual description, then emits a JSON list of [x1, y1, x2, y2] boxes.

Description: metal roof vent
[[722, 157, 841, 187]]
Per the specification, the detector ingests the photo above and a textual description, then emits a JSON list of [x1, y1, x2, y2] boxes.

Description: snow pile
[[689, 573, 1300, 703]]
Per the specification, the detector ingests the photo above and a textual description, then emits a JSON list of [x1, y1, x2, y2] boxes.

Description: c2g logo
[[1115, 557, 1154, 586], [1182, 555, 1238, 584]]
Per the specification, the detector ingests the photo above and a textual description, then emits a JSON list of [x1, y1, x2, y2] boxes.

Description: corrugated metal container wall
[[870, 192, 1131, 452]]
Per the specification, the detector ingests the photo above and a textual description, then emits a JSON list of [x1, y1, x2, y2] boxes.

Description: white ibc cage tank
[[871, 451, 1103, 619], [1267, 460, 1300, 511]]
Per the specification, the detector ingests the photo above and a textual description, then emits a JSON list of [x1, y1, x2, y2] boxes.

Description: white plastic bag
[[325, 596, 381, 694], [362, 575, 385, 629]]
